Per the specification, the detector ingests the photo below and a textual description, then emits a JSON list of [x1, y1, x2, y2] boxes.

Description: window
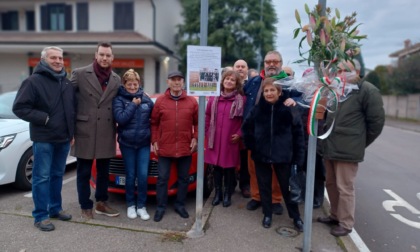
[[114, 2, 134, 30], [77, 3, 88, 31], [1, 11, 19, 31], [26, 11, 35, 31], [41, 4, 72, 31]]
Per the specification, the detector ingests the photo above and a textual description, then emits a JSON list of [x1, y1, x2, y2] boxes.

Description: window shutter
[[65, 5, 72, 30], [40, 5, 49, 31]]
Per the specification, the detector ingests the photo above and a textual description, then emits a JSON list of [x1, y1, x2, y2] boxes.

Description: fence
[[382, 94, 420, 121]]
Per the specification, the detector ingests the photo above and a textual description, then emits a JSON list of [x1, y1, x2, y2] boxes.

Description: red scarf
[[93, 60, 112, 90]]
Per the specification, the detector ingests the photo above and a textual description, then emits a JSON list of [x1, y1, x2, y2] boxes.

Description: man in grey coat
[[71, 42, 121, 219], [318, 60, 385, 237]]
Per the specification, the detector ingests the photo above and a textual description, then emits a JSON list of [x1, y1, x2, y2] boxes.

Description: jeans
[[77, 158, 110, 209], [254, 161, 300, 220], [156, 156, 191, 211], [120, 145, 150, 208], [32, 141, 70, 223]]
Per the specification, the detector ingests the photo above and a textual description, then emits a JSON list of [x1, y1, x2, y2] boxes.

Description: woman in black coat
[[242, 77, 305, 231]]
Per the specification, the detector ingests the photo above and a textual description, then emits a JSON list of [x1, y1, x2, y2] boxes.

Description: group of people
[[13, 43, 385, 238]]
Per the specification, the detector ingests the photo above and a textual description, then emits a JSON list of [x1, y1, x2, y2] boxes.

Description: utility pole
[[187, 0, 208, 239], [257, 0, 263, 72], [302, 1, 326, 251]]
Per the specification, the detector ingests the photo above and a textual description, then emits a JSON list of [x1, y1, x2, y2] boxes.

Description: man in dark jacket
[[318, 60, 385, 237], [13, 46, 75, 232], [71, 42, 121, 220]]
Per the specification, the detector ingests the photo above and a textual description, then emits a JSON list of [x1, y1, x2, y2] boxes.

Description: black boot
[[212, 166, 223, 206], [223, 168, 234, 207], [313, 179, 325, 209]]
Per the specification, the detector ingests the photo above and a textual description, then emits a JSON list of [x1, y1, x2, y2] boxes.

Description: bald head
[[282, 66, 294, 77], [233, 59, 249, 82]]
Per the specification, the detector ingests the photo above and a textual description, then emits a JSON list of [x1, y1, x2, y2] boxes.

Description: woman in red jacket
[[205, 70, 246, 207]]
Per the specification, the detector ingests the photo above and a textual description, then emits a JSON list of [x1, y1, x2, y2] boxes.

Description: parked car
[[0, 91, 76, 190], [90, 95, 214, 198]]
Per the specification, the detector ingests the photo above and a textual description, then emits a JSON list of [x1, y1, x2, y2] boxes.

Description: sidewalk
[[1, 118, 416, 252], [385, 116, 420, 133]]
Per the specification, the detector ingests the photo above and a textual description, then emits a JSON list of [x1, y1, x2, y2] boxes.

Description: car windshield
[[0, 91, 18, 119]]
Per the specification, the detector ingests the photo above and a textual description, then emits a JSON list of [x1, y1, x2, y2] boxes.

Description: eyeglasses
[[264, 60, 281, 65]]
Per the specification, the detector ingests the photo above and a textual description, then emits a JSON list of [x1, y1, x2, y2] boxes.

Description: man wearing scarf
[[243, 51, 297, 216], [13, 46, 75, 231], [71, 42, 121, 220]]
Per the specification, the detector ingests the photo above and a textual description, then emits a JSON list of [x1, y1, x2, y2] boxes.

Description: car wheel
[[203, 164, 214, 199], [14, 148, 33, 191]]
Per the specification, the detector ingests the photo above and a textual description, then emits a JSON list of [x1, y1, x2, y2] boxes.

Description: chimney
[[404, 39, 412, 49]]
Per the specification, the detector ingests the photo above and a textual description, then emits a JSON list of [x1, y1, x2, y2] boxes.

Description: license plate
[[115, 176, 125, 185]]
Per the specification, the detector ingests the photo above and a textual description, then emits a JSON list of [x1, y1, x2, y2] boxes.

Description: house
[[389, 39, 420, 67], [0, 0, 183, 94]]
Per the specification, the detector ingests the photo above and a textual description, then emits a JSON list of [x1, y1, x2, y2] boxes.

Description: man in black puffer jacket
[[13, 46, 75, 232]]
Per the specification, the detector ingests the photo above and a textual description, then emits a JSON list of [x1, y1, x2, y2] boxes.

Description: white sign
[[186, 45, 221, 96]]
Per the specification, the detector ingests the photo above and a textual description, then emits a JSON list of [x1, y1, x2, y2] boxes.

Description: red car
[[90, 95, 213, 197]]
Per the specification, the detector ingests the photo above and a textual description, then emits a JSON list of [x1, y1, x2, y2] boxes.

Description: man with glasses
[[318, 60, 384, 236], [242, 51, 296, 217]]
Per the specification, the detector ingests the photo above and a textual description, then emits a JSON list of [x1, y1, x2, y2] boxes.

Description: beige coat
[[70, 64, 121, 159]]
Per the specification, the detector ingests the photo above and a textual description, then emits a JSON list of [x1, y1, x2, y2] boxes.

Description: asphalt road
[[354, 125, 420, 252]]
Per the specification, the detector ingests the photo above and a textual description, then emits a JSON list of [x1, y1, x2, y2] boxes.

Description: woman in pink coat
[[205, 70, 246, 207]]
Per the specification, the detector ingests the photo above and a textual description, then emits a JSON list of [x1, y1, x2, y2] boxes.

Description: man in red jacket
[[151, 70, 198, 222]]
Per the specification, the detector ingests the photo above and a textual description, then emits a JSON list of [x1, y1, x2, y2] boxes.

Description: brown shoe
[[81, 209, 93, 220], [95, 201, 120, 217], [330, 226, 352, 237], [317, 216, 339, 225]]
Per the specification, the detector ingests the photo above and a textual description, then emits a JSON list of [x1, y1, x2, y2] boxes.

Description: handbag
[[289, 164, 305, 204]]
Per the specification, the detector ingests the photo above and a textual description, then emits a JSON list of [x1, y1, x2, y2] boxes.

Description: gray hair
[[41, 46, 63, 59], [265, 50, 282, 60]]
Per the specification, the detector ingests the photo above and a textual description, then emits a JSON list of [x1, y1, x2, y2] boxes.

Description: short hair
[[221, 66, 233, 76], [221, 70, 244, 95], [261, 77, 282, 94], [40, 46, 63, 59], [97, 41, 112, 51], [248, 68, 259, 78], [265, 51, 282, 60], [122, 69, 141, 84]]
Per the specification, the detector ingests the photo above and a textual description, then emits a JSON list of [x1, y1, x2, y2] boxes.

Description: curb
[[323, 192, 370, 252]]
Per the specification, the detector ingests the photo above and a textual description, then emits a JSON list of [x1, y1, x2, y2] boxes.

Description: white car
[[0, 91, 76, 190]]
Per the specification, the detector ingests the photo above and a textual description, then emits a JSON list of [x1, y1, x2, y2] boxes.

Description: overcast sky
[[272, 0, 420, 75]]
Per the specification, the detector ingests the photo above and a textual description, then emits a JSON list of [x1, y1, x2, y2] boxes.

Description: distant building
[[0, 0, 183, 94], [389, 39, 420, 67]]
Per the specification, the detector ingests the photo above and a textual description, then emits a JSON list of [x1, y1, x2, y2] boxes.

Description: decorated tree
[[293, 4, 366, 75]]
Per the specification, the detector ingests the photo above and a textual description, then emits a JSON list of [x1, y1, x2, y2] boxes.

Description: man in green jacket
[[318, 60, 385, 237]]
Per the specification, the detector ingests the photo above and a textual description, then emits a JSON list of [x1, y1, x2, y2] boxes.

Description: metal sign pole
[[187, 0, 208, 238], [302, 1, 326, 251]]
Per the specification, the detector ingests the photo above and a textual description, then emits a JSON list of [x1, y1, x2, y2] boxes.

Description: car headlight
[[0, 134, 16, 150]]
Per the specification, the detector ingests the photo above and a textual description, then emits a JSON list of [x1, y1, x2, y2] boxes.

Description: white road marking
[[383, 189, 420, 214], [383, 189, 420, 229], [24, 175, 76, 198]]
